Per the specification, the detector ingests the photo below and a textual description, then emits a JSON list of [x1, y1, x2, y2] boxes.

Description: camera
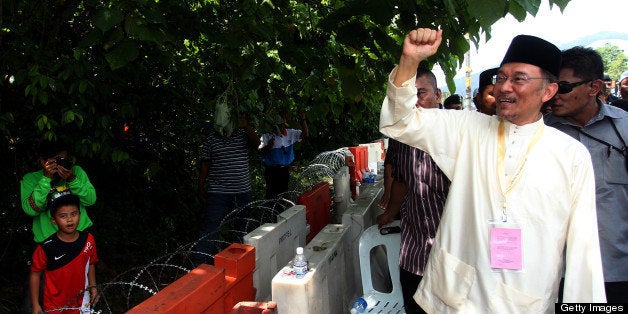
[[55, 156, 73, 169]]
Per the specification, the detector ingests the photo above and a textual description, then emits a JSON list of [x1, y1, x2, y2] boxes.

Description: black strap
[[571, 118, 626, 158], [610, 118, 627, 148]]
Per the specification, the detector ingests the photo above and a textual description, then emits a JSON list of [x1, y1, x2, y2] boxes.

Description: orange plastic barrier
[[230, 301, 278, 314], [216, 244, 256, 313], [127, 243, 256, 314], [297, 182, 332, 243], [348, 146, 368, 177]]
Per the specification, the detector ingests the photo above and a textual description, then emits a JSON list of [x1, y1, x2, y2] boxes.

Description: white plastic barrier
[[341, 177, 384, 297], [332, 166, 351, 223], [359, 142, 384, 174], [271, 224, 351, 314], [244, 205, 307, 301]]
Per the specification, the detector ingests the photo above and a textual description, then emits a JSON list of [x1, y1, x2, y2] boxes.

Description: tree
[[0, 0, 574, 310], [597, 43, 628, 81]]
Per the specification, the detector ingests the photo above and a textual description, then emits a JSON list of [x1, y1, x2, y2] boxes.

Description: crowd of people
[[378, 28, 626, 313], [19, 26, 626, 314]]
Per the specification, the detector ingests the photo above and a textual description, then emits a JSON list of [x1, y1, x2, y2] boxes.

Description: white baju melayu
[[379, 68, 606, 313]]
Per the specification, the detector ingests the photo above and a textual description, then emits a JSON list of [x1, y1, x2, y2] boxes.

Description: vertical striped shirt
[[201, 128, 252, 194], [389, 139, 450, 275]]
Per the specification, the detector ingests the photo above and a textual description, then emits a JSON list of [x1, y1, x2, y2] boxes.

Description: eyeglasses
[[492, 74, 549, 86], [557, 80, 591, 94]]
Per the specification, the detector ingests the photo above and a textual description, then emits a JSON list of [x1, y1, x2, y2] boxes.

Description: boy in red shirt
[[29, 187, 99, 314]]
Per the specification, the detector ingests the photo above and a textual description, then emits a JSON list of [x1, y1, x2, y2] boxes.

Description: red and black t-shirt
[[31, 232, 98, 313]]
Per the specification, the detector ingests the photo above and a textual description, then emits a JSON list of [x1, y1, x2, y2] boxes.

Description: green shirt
[[20, 165, 97, 243]]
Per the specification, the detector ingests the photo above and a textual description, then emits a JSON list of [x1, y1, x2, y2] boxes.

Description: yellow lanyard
[[497, 119, 544, 221]]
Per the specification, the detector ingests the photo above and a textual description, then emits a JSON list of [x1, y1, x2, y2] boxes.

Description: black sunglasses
[[557, 80, 592, 94]]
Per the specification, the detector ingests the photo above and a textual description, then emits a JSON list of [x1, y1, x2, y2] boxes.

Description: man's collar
[[545, 100, 621, 127]]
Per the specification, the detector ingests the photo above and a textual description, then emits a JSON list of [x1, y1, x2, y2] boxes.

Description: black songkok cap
[[500, 35, 561, 77], [478, 67, 499, 94]]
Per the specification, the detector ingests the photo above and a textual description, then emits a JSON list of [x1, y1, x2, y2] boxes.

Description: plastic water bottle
[[350, 297, 367, 313], [293, 247, 308, 279]]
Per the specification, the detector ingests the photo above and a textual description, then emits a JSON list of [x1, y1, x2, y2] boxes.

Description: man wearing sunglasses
[[380, 29, 605, 312], [545, 46, 628, 303]]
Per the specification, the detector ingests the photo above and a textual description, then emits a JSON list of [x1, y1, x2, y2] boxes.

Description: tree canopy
[[2, 0, 571, 160], [597, 43, 628, 82], [1, 0, 573, 311]]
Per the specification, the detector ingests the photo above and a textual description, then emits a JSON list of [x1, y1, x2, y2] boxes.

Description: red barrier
[[346, 160, 360, 200], [126, 264, 225, 313], [297, 182, 332, 243], [359, 146, 368, 171], [215, 244, 257, 313], [126, 243, 256, 314], [230, 301, 278, 314], [349, 146, 368, 175]]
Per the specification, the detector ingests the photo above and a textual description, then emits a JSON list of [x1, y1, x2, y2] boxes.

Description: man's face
[[620, 78, 628, 99], [551, 68, 596, 118], [415, 75, 441, 109], [493, 62, 557, 125], [480, 85, 496, 115]]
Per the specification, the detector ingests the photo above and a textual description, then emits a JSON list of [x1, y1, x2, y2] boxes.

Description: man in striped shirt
[[377, 67, 450, 314], [194, 117, 260, 265]]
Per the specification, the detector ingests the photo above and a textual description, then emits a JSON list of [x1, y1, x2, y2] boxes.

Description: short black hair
[[49, 194, 80, 217], [417, 67, 438, 91], [444, 94, 462, 108], [37, 140, 69, 159], [560, 46, 604, 81], [478, 67, 499, 96]]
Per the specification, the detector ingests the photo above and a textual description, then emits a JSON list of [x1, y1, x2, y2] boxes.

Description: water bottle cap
[[296, 247, 303, 254]]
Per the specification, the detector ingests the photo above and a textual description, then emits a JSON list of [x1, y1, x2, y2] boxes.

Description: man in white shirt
[[379, 28, 605, 313]]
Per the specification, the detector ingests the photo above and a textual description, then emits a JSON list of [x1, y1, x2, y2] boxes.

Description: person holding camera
[[20, 140, 97, 243]]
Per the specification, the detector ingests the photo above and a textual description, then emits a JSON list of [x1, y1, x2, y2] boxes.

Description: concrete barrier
[[271, 224, 351, 314], [341, 177, 384, 297], [244, 205, 307, 301], [127, 169, 385, 313]]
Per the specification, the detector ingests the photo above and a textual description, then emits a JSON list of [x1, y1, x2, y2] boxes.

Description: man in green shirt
[[21, 140, 97, 243]]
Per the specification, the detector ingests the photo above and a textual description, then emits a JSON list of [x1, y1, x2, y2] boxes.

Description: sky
[[435, 0, 628, 92]]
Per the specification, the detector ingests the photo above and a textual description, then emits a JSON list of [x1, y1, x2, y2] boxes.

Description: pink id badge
[[488, 221, 523, 272]]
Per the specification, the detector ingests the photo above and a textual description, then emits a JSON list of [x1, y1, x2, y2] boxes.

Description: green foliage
[[596, 43, 628, 81], [0, 0, 572, 311]]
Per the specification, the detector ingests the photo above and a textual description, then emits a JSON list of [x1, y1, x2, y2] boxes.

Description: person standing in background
[[443, 94, 463, 110], [195, 114, 260, 265], [545, 46, 627, 303], [377, 67, 450, 313], [473, 67, 499, 115], [258, 110, 309, 199], [21, 140, 97, 243]]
